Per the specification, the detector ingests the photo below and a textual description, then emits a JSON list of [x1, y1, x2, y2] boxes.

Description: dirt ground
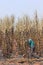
[[0, 57, 43, 65]]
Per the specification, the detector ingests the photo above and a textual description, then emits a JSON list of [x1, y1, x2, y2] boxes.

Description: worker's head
[[29, 38, 32, 42]]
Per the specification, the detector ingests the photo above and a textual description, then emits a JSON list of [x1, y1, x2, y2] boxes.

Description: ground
[[0, 56, 43, 65]]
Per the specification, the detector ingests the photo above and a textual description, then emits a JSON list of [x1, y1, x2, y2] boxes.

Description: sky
[[0, 0, 43, 19]]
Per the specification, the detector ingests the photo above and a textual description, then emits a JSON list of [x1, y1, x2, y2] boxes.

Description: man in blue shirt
[[27, 39, 35, 58]]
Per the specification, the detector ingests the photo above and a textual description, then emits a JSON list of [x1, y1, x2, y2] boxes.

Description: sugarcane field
[[0, 12, 43, 65], [0, 0, 43, 65]]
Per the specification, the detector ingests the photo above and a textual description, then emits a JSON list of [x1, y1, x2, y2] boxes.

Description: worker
[[27, 38, 39, 59], [27, 39, 35, 58]]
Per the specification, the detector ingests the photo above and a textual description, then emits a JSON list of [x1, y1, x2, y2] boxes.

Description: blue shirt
[[27, 39, 35, 48]]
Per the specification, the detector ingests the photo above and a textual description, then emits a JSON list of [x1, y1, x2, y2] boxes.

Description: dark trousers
[[29, 47, 35, 58]]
